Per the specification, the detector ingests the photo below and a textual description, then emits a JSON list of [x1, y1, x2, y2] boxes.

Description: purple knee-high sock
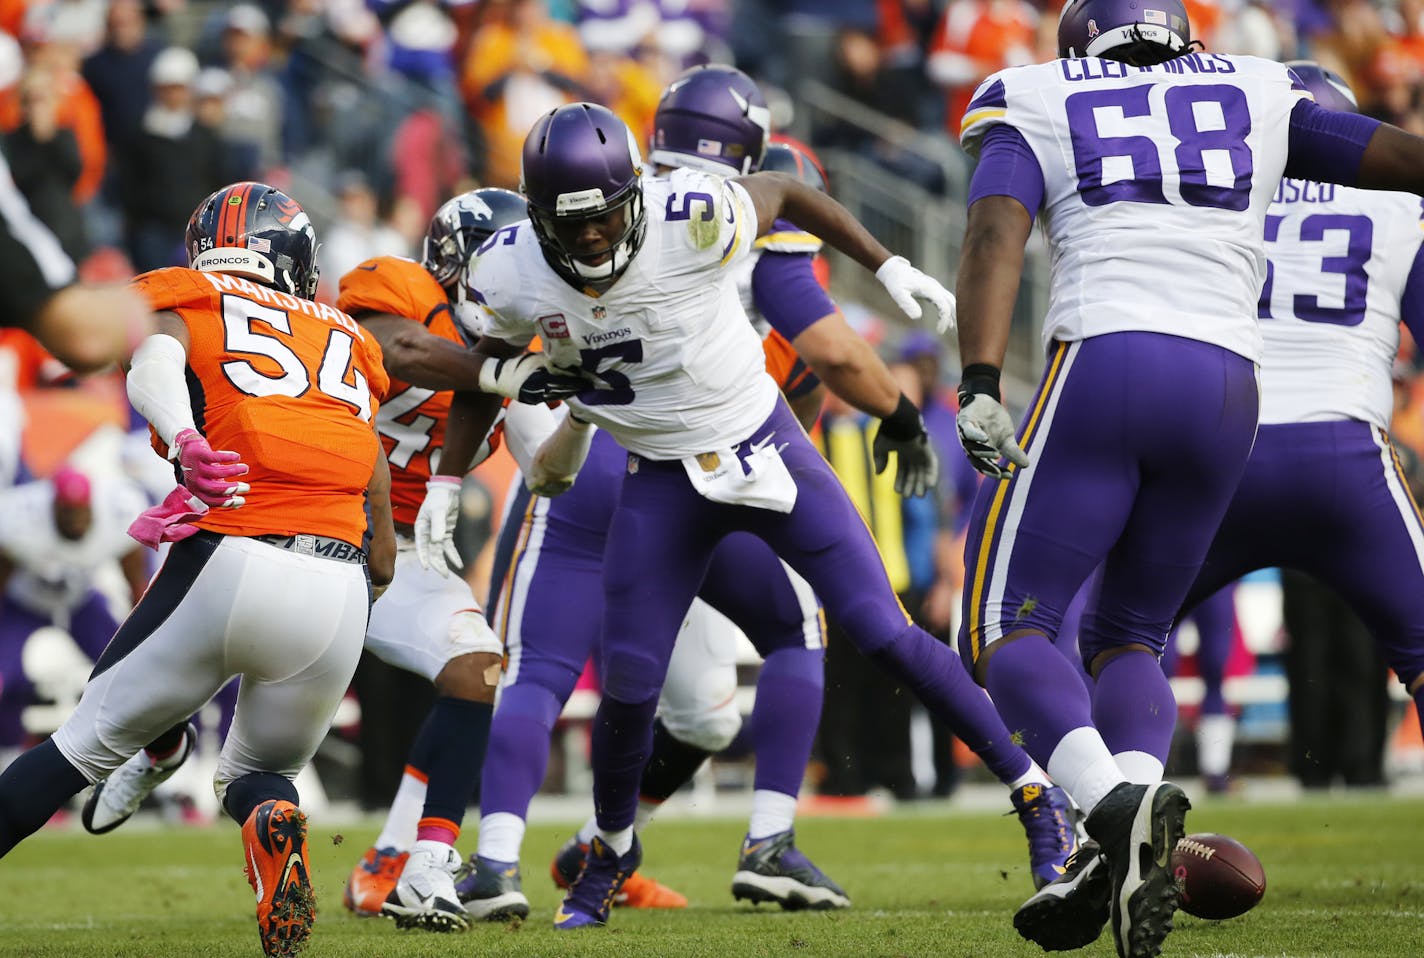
[[1093, 651, 1178, 765], [982, 632, 1096, 770], [479, 684, 562, 819], [871, 624, 1032, 784], [751, 646, 823, 797], [591, 694, 659, 832]]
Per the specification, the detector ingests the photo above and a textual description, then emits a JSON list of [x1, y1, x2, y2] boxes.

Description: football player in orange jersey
[[333, 187, 578, 930], [0, 182, 395, 958]]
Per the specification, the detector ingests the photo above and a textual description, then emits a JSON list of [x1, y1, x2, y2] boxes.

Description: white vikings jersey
[[961, 53, 1311, 362], [469, 167, 778, 460], [1257, 182, 1424, 427], [0, 477, 147, 616], [733, 220, 823, 339]]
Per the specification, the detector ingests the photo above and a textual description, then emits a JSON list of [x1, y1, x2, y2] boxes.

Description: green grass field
[[0, 793, 1419, 957]]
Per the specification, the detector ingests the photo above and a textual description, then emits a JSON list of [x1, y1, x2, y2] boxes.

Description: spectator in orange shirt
[[927, 0, 1039, 137], [460, 0, 589, 188]]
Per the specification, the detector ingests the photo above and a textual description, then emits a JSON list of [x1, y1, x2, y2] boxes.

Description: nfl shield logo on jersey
[[592, 305, 607, 321]]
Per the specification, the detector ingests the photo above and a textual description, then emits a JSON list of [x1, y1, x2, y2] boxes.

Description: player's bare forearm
[[787, 385, 826, 431], [357, 314, 489, 391], [956, 196, 1031, 370], [438, 389, 504, 478], [37, 284, 154, 374], [366, 443, 396, 586], [793, 313, 902, 419], [1358, 123, 1424, 194], [736, 172, 894, 273]]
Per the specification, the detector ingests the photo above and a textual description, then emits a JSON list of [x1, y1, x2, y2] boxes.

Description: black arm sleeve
[[0, 146, 76, 329]]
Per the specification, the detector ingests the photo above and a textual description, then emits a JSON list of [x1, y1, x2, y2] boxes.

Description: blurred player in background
[[953, 3, 1424, 954], [0, 181, 395, 958]]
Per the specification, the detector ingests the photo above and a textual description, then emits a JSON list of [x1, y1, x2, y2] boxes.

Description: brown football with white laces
[[1171, 832, 1267, 920]]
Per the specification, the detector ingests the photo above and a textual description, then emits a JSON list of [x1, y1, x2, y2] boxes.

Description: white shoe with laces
[[381, 839, 470, 932], [81, 723, 196, 834]]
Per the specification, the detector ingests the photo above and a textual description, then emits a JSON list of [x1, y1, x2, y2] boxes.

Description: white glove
[[956, 393, 1029, 479], [478, 353, 587, 404], [414, 475, 463, 577], [527, 415, 595, 497], [875, 255, 957, 333]]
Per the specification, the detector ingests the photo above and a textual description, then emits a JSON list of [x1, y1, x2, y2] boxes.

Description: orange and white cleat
[[343, 846, 409, 917], [242, 799, 316, 957], [551, 837, 688, 909]]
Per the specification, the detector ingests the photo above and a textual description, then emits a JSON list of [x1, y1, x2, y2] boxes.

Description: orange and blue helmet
[[185, 182, 320, 299]]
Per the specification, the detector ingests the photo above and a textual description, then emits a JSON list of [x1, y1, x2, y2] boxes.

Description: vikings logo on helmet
[[650, 64, 771, 176]]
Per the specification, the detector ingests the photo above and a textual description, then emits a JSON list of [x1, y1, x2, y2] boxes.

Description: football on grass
[[1171, 832, 1267, 920]]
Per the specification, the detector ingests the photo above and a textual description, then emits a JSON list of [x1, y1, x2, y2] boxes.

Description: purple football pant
[[589, 399, 1030, 832], [1163, 585, 1236, 716], [0, 592, 117, 747], [959, 333, 1259, 769], [479, 431, 824, 823], [1182, 420, 1424, 730]]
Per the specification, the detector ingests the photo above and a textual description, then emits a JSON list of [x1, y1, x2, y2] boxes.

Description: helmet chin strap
[[570, 240, 633, 282]]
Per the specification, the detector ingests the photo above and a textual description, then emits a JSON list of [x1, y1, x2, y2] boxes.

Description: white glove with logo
[[414, 475, 463, 577], [957, 393, 1029, 479], [478, 353, 587, 404], [875, 255, 957, 333]]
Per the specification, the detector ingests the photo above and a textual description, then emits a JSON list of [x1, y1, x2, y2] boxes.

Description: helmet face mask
[[521, 103, 648, 286], [1057, 0, 1191, 64], [185, 182, 321, 299], [423, 187, 528, 289], [651, 64, 771, 176]]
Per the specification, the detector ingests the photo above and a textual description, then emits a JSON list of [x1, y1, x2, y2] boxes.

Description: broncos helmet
[[423, 187, 528, 288], [520, 102, 648, 286], [651, 64, 771, 176], [1284, 60, 1359, 113], [185, 182, 320, 298], [1058, 0, 1190, 65], [759, 137, 828, 193]]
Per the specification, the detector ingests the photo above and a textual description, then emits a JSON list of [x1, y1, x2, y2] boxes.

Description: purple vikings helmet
[[1284, 60, 1359, 113], [1058, 0, 1190, 64], [520, 102, 648, 286], [423, 187, 527, 288], [650, 64, 772, 176]]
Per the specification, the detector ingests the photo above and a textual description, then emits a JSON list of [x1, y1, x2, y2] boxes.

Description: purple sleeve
[[1284, 98, 1381, 186], [966, 124, 1045, 222], [1401, 225, 1424, 345], [751, 251, 837, 341]]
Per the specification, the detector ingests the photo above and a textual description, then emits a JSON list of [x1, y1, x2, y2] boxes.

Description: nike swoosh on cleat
[[280, 854, 305, 893], [553, 907, 577, 925], [248, 847, 265, 904]]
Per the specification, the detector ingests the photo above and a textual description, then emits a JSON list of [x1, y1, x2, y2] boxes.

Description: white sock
[[1046, 726, 1126, 817], [634, 798, 660, 832], [1008, 759, 1052, 792], [1196, 713, 1236, 777], [373, 770, 426, 852], [598, 826, 634, 857], [477, 811, 526, 864], [1113, 750, 1165, 784], [576, 815, 598, 846], [747, 789, 797, 840]]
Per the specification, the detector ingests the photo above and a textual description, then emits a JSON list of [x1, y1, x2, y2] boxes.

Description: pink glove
[[128, 486, 210, 549], [173, 428, 249, 508]]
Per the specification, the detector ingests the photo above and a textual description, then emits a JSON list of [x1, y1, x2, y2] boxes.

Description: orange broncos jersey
[[336, 255, 480, 528], [132, 267, 391, 547]]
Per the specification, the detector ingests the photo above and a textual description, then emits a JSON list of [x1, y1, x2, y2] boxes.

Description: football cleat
[[242, 799, 316, 957], [553, 835, 642, 930], [81, 723, 196, 834], [455, 854, 531, 921], [1088, 781, 1191, 958], [1011, 783, 1078, 890], [342, 846, 409, 917], [1013, 839, 1111, 951], [731, 829, 850, 911], [379, 839, 469, 932], [551, 836, 686, 907]]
